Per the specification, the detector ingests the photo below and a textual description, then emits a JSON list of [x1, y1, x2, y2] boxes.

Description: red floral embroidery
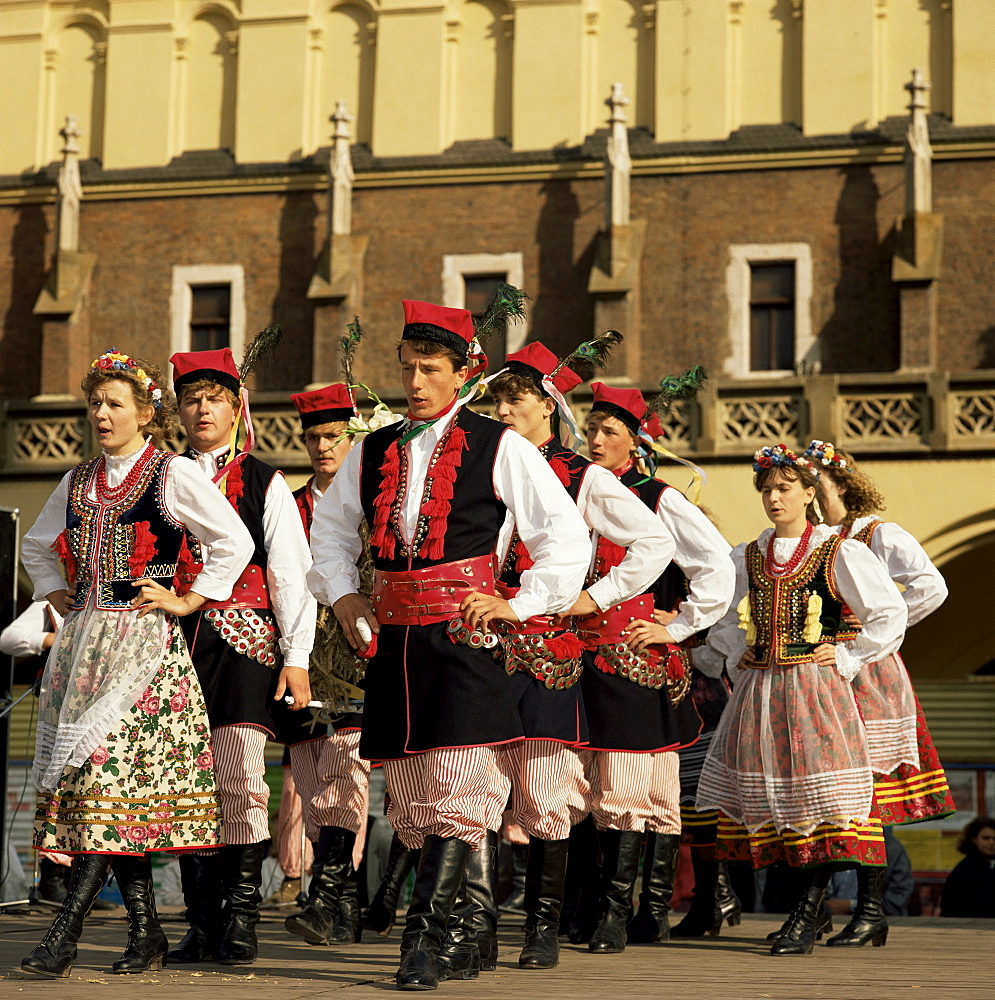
[[52, 530, 77, 588], [129, 521, 157, 577]]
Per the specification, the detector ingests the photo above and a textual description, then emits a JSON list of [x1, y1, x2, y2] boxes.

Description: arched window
[[53, 21, 107, 162], [452, 0, 513, 143], [595, 0, 653, 131], [320, 3, 376, 146], [184, 13, 237, 151]]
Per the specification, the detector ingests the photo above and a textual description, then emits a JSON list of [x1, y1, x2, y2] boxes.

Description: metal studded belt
[[371, 555, 497, 626]]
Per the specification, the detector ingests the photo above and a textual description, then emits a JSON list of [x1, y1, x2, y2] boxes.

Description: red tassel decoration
[[545, 632, 584, 661], [513, 537, 534, 572], [665, 649, 686, 682], [129, 520, 158, 577], [547, 456, 573, 488], [370, 440, 401, 560], [419, 425, 469, 561], [52, 530, 77, 588], [224, 461, 245, 511], [174, 535, 201, 596], [593, 653, 616, 676], [593, 536, 629, 576]]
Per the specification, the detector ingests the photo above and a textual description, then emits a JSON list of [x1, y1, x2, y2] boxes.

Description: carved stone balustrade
[[2, 371, 993, 476]]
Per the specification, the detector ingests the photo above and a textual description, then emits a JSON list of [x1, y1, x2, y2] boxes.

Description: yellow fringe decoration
[[802, 592, 824, 643], [736, 594, 756, 645], [649, 442, 706, 505]]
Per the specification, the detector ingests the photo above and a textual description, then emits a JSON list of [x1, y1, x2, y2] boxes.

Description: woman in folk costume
[[803, 439, 954, 946], [20, 352, 252, 978], [695, 445, 908, 955], [576, 379, 735, 954]]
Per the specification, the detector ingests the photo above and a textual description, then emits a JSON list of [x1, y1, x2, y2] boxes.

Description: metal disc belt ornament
[[594, 642, 692, 706], [446, 618, 499, 650], [205, 607, 280, 667], [500, 629, 583, 691]]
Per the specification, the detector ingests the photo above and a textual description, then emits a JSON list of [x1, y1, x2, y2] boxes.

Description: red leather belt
[[496, 583, 561, 635], [372, 555, 496, 627], [575, 594, 655, 650], [179, 563, 271, 611]]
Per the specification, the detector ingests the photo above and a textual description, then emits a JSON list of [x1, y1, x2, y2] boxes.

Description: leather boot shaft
[[362, 832, 414, 935], [589, 829, 642, 954], [396, 835, 472, 990], [166, 852, 223, 963], [519, 837, 569, 969], [111, 855, 168, 973], [218, 842, 265, 966], [671, 849, 721, 938], [627, 833, 681, 943], [464, 830, 499, 970], [770, 867, 832, 956], [437, 872, 481, 982], [285, 826, 358, 946], [21, 855, 110, 979], [825, 866, 889, 948]]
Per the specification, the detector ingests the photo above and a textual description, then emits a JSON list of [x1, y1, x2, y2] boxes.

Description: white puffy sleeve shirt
[[836, 515, 948, 628], [307, 406, 591, 623], [696, 525, 908, 683], [22, 440, 254, 605]]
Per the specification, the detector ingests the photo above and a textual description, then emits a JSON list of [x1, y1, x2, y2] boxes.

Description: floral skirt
[[852, 652, 954, 825], [33, 624, 223, 855], [695, 660, 875, 838]]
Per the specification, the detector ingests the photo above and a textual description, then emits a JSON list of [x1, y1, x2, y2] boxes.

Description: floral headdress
[[91, 349, 163, 408], [803, 439, 848, 469], [752, 443, 818, 476]]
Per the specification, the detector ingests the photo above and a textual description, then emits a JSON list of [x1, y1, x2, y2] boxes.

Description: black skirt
[[579, 651, 702, 753], [358, 622, 524, 760]]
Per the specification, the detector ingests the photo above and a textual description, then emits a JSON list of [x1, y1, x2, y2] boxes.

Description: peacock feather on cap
[[472, 283, 529, 350], [644, 365, 708, 418], [339, 316, 364, 387], [238, 325, 283, 382], [550, 329, 623, 383]]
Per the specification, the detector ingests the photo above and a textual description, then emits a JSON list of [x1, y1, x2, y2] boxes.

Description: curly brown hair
[[816, 448, 886, 528], [753, 463, 822, 525], [81, 357, 178, 447]]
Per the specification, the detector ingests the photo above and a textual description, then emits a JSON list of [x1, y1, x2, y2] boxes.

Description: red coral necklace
[[95, 441, 152, 501], [766, 520, 814, 576]]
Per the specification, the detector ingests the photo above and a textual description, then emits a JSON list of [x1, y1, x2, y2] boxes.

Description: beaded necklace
[[765, 520, 814, 577], [95, 441, 153, 502]]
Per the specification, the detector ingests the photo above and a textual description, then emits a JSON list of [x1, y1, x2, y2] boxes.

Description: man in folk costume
[[307, 300, 591, 990], [576, 378, 735, 954], [284, 378, 397, 946], [485, 338, 676, 971], [168, 344, 317, 966]]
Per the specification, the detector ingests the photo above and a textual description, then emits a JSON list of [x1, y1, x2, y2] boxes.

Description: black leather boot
[[362, 833, 414, 936], [500, 842, 528, 914], [588, 830, 641, 955], [166, 853, 223, 963], [563, 816, 601, 944], [217, 842, 265, 965], [766, 901, 833, 942], [436, 872, 481, 982], [396, 835, 472, 991], [21, 855, 110, 978], [715, 863, 743, 928], [770, 867, 832, 956], [38, 858, 70, 904], [111, 855, 168, 973], [332, 868, 362, 943], [626, 833, 680, 943], [825, 866, 888, 947], [464, 832, 499, 971], [519, 837, 569, 970], [286, 826, 356, 946], [671, 849, 721, 937]]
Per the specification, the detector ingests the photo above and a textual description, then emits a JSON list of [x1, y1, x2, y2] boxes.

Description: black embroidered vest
[[743, 534, 845, 666], [359, 408, 507, 572], [64, 447, 185, 610]]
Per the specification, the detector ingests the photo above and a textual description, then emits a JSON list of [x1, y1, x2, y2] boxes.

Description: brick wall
[[2, 157, 993, 402]]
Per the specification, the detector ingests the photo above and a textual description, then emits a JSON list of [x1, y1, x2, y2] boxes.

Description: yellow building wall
[[0, 0, 990, 171]]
